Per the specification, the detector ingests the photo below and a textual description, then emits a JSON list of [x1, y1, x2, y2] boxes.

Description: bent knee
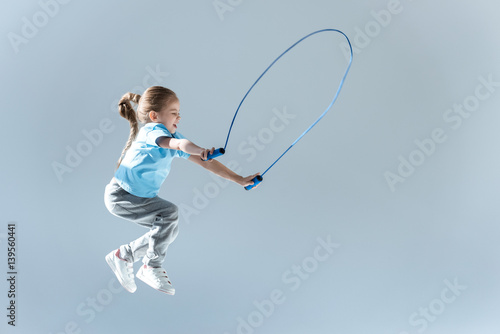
[[158, 204, 179, 223], [168, 204, 179, 221]]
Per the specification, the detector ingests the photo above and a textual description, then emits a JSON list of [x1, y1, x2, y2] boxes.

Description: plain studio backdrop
[[1, 0, 499, 333]]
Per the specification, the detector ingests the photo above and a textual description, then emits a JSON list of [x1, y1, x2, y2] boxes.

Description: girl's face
[[155, 100, 181, 134]]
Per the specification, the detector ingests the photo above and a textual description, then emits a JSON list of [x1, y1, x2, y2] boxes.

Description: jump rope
[[204, 28, 353, 190]]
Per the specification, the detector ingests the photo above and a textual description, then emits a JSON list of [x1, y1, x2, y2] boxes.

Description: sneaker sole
[[105, 252, 137, 293], [136, 271, 175, 295]]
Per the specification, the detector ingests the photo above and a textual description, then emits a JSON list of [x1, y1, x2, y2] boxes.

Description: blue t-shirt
[[114, 123, 191, 198]]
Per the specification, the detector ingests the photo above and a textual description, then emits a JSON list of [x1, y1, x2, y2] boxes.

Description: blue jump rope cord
[[223, 28, 353, 177]]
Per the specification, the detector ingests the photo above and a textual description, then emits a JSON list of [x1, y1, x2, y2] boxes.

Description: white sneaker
[[136, 265, 175, 295], [105, 249, 137, 293]]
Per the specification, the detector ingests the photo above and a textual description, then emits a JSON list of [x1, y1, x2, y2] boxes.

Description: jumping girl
[[104, 86, 259, 295]]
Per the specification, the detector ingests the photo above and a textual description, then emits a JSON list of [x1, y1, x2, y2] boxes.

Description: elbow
[[175, 139, 187, 151]]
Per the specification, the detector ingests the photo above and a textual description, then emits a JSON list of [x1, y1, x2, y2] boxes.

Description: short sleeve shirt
[[114, 123, 191, 198]]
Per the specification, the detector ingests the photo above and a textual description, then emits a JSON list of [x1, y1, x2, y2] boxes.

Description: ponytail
[[116, 92, 141, 168]]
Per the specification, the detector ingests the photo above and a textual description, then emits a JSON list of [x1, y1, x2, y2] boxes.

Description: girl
[[104, 86, 259, 295]]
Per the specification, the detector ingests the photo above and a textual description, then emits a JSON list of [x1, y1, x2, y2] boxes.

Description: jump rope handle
[[204, 148, 225, 161], [245, 175, 263, 191]]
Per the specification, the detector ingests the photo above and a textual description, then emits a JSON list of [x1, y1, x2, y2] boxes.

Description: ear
[[149, 110, 157, 121]]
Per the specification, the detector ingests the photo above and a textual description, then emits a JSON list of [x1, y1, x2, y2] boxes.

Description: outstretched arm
[[188, 153, 260, 188], [156, 137, 211, 160], [158, 137, 260, 187]]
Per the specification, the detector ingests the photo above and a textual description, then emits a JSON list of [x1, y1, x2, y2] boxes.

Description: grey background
[[1, 0, 499, 333]]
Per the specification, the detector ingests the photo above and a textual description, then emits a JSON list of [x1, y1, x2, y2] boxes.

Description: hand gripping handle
[[245, 175, 263, 191], [204, 148, 225, 161]]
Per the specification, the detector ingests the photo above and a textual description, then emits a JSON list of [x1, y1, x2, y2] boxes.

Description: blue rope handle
[[223, 28, 353, 180]]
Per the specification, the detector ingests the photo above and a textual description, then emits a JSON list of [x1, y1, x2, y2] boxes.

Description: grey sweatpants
[[104, 177, 179, 267]]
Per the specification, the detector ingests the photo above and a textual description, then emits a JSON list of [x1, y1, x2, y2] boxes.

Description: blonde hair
[[116, 86, 178, 168]]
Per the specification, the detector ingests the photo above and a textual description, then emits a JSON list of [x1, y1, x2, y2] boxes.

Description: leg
[[144, 213, 179, 267], [119, 205, 179, 266], [105, 179, 180, 266]]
